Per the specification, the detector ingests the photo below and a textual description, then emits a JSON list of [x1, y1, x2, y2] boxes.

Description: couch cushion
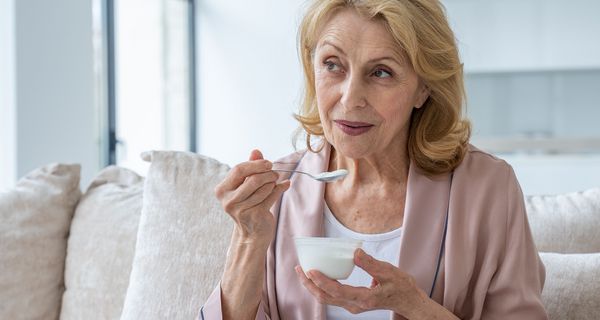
[[0, 163, 81, 320], [540, 252, 600, 320], [120, 151, 231, 320], [526, 188, 600, 253], [60, 166, 143, 320]]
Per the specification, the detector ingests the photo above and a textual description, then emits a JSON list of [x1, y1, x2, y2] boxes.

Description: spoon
[[271, 168, 348, 182]]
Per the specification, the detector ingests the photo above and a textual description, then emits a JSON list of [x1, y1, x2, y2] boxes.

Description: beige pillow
[[120, 151, 232, 320], [526, 188, 600, 253], [60, 166, 143, 320], [540, 252, 600, 320], [0, 163, 81, 320]]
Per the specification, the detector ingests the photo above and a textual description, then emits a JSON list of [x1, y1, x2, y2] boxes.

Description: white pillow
[[120, 151, 232, 320], [0, 163, 81, 320], [60, 166, 143, 320], [526, 188, 600, 253], [540, 252, 600, 320]]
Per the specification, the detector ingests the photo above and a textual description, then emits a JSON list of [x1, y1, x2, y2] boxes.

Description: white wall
[[197, 0, 305, 166], [443, 0, 600, 73], [501, 154, 600, 195], [197, 0, 600, 195], [10, 0, 99, 187], [0, 0, 16, 190]]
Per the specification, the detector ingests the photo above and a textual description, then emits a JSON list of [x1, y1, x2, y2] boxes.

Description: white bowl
[[294, 237, 363, 280]]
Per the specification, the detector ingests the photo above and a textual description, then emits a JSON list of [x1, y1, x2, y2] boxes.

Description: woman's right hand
[[215, 149, 291, 248]]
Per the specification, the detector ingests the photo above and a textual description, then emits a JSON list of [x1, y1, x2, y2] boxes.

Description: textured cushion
[[526, 188, 600, 253], [540, 252, 600, 320], [60, 166, 143, 320], [0, 163, 81, 320], [120, 151, 232, 320]]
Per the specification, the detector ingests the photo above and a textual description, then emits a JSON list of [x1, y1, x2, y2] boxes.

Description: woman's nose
[[339, 73, 367, 110]]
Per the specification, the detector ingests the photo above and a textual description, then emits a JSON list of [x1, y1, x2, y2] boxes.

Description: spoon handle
[[271, 169, 314, 179]]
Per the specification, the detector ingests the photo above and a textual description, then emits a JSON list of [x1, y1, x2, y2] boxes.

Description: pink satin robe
[[201, 144, 548, 319]]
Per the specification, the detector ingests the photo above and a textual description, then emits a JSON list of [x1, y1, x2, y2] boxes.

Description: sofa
[[1, 150, 599, 320]]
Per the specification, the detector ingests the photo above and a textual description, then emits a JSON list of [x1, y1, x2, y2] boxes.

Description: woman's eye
[[373, 69, 392, 78], [324, 60, 341, 72]]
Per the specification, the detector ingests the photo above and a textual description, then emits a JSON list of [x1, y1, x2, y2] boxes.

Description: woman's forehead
[[315, 8, 402, 57]]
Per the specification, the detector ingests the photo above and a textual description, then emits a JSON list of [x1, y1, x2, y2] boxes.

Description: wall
[[0, 0, 16, 190], [12, 0, 99, 187], [197, 0, 304, 166], [503, 154, 600, 195], [196, 0, 600, 195]]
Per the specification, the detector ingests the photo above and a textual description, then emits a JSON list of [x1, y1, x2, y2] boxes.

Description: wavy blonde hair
[[294, 0, 471, 175]]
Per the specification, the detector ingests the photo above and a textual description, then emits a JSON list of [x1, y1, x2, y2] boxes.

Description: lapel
[[396, 162, 452, 300], [275, 144, 330, 320], [275, 143, 451, 320]]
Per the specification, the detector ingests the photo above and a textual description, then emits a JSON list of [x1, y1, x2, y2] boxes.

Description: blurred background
[[1, 0, 599, 195]]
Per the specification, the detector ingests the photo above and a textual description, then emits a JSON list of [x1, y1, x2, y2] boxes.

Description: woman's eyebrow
[[366, 56, 404, 67], [319, 40, 403, 66], [319, 40, 346, 55]]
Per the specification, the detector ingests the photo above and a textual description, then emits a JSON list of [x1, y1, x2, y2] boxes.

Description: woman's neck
[[329, 145, 410, 188]]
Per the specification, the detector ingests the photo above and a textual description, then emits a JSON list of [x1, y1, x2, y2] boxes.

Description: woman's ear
[[414, 84, 430, 109]]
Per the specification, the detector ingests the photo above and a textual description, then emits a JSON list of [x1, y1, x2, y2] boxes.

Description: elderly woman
[[202, 0, 547, 319]]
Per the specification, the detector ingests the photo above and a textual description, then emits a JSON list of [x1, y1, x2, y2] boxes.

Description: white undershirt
[[323, 203, 402, 320]]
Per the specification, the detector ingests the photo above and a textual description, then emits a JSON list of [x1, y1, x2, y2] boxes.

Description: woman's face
[[313, 8, 429, 159]]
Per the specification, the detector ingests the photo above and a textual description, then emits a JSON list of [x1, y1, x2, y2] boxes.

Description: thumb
[[354, 248, 388, 280], [249, 149, 264, 161]]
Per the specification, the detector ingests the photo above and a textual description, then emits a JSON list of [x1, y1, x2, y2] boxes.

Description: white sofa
[[1, 150, 599, 320]]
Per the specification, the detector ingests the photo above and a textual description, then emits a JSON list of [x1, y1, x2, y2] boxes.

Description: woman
[[202, 0, 547, 319]]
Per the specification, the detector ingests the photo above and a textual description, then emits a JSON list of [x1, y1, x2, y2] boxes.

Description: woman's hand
[[295, 248, 430, 318], [215, 149, 290, 248]]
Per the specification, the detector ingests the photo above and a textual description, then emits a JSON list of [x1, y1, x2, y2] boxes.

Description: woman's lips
[[333, 120, 374, 136]]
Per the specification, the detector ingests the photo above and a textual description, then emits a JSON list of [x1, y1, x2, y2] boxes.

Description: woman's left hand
[[295, 248, 428, 317]]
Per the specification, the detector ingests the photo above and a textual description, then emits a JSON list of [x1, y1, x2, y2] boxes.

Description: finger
[[216, 160, 273, 198], [249, 149, 264, 161], [228, 171, 279, 203], [303, 269, 370, 313], [235, 181, 276, 210], [306, 270, 369, 302], [354, 248, 392, 281], [260, 179, 291, 209], [295, 266, 336, 305], [370, 278, 379, 289]]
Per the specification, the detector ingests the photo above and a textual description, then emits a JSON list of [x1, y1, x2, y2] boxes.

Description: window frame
[[102, 0, 198, 166]]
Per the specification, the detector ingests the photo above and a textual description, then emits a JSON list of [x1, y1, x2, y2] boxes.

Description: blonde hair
[[294, 0, 471, 175]]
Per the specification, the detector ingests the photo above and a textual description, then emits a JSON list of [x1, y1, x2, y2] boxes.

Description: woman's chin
[[331, 143, 372, 159]]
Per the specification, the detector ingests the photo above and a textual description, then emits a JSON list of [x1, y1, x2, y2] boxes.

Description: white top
[[323, 203, 402, 320]]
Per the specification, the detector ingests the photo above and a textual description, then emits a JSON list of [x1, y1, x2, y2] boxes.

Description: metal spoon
[[272, 168, 348, 182]]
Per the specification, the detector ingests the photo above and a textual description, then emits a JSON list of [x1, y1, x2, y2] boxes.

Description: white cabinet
[[444, 0, 600, 73], [443, 0, 600, 154]]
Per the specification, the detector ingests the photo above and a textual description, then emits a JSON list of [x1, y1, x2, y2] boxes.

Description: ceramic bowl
[[294, 237, 363, 280]]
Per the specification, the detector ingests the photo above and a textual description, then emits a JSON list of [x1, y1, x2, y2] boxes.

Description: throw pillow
[[526, 188, 600, 253], [0, 163, 81, 320], [60, 166, 143, 320], [540, 252, 600, 320], [120, 151, 232, 320]]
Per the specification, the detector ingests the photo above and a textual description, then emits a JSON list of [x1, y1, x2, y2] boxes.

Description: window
[[98, 0, 197, 174]]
